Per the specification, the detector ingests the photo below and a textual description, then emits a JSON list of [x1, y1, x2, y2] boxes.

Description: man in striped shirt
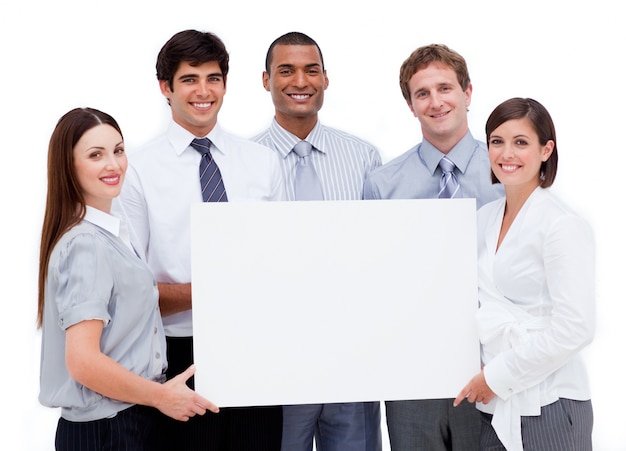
[[253, 32, 383, 451]]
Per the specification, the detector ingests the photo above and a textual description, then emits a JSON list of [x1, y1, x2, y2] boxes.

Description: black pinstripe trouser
[[480, 398, 593, 450], [55, 405, 159, 451]]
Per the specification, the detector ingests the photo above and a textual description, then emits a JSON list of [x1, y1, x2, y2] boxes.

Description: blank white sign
[[191, 199, 480, 407]]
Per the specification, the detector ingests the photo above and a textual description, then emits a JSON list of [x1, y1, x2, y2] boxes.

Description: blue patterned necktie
[[191, 138, 228, 202], [438, 156, 460, 199], [293, 141, 324, 201]]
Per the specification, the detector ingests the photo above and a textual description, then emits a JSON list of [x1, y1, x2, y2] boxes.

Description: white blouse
[[476, 187, 595, 450]]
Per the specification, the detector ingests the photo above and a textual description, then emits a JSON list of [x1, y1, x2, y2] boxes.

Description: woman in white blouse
[[453, 98, 594, 451]]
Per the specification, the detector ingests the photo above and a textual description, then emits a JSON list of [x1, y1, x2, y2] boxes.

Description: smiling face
[[73, 124, 127, 212], [488, 117, 554, 195], [263, 44, 329, 136], [407, 63, 472, 153], [160, 60, 226, 137]]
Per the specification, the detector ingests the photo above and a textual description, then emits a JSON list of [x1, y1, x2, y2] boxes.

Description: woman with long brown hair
[[38, 107, 217, 450]]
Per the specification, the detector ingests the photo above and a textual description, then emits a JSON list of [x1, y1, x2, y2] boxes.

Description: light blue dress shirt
[[364, 131, 503, 208]]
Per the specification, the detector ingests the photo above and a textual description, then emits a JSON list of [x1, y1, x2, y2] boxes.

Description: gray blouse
[[39, 207, 166, 422]]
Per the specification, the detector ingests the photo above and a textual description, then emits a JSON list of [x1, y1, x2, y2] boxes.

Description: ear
[[262, 71, 270, 92], [159, 79, 171, 98], [323, 70, 329, 90], [542, 140, 555, 161], [465, 83, 473, 109], [408, 101, 417, 117]]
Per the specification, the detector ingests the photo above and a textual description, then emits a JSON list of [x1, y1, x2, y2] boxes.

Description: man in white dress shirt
[[118, 29, 285, 451]]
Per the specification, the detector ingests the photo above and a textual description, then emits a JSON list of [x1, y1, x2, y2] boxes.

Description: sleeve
[[117, 164, 151, 257], [363, 173, 381, 200], [268, 150, 288, 201], [52, 233, 114, 330], [368, 146, 383, 173], [484, 213, 596, 399]]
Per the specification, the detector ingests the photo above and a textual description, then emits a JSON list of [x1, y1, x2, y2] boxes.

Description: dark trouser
[[385, 399, 481, 451], [479, 398, 593, 451], [158, 336, 283, 451], [55, 405, 160, 451]]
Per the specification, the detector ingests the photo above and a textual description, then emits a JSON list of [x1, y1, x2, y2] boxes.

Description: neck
[[275, 113, 317, 140], [424, 127, 468, 154], [503, 182, 540, 218]]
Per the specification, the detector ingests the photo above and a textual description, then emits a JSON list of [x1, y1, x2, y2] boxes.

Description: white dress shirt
[[117, 121, 286, 336], [475, 187, 595, 450]]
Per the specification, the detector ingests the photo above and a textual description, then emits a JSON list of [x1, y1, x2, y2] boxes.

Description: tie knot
[[293, 140, 313, 158], [191, 137, 212, 155], [439, 156, 456, 174]]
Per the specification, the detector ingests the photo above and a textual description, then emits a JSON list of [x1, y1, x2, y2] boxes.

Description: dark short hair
[[485, 97, 558, 188], [265, 31, 324, 73], [399, 44, 470, 103], [156, 29, 229, 90]]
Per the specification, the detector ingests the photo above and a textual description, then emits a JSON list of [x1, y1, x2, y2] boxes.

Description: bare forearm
[[69, 350, 165, 407], [65, 321, 217, 420], [158, 282, 192, 317]]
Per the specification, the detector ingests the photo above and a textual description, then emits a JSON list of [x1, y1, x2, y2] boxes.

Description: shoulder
[[321, 125, 377, 150], [51, 222, 110, 267], [250, 128, 272, 145], [531, 189, 591, 230], [368, 145, 420, 179], [222, 129, 274, 153], [126, 134, 169, 166]]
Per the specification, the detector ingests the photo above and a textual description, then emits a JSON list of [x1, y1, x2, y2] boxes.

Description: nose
[[501, 143, 515, 159], [196, 80, 210, 96], [430, 91, 444, 108], [293, 69, 307, 87], [104, 153, 122, 170]]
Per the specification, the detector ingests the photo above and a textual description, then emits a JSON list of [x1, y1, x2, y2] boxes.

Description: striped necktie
[[191, 138, 228, 202], [438, 156, 460, 199]]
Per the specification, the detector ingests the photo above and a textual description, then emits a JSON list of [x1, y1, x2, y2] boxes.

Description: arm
[[363, 174, 381, 200], [65, 319, 218, 420], [158, 282, 192, 317], [483, 214, 595, 399]]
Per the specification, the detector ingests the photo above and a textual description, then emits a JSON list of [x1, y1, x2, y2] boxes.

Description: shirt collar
[[269, 119, 327, 159], [167, 121, 227, 156], [84, 206, 121, 237], [419, 131, 477, 175]]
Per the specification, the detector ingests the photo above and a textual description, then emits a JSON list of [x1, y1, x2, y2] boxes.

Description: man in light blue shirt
[[364, 44, 503, 451], [253, 31, 382, 451]]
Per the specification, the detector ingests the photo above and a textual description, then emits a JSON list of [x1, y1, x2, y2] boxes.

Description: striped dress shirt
[[253, 119, 382, 200]]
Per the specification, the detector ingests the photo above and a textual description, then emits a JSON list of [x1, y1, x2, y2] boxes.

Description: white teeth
[[194, 102, 212, 108], [102, 176, 118, 183], [290, 94, 310, 99], [501, 165, 519, 172]]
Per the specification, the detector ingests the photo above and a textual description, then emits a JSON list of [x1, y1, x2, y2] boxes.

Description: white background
[[1, 0, 623, 449]]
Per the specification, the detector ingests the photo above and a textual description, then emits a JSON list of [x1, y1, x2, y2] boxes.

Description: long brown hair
[[37, 108, 123, 328]]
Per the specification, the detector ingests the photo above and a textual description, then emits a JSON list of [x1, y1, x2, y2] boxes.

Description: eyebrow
[[177, 72, 223, 80], [82, 141, 124, 152], [276, 63, 322, 70]]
